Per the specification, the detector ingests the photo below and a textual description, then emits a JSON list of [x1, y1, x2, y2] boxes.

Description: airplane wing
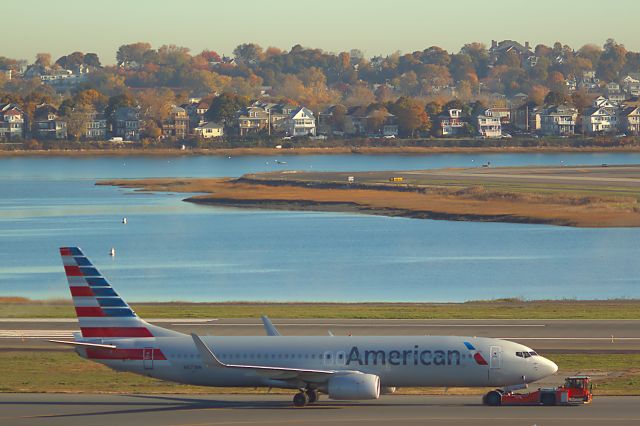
[[261, 315, 281, 336], [191, 333, 336, 382]]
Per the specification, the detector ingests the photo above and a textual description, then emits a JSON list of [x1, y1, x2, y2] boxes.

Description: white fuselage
[[79, 334, 557, 389]]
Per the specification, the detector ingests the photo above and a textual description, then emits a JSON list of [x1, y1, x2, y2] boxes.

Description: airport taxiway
[[0, 394, 636, 426], [1, 318, 639, 352]]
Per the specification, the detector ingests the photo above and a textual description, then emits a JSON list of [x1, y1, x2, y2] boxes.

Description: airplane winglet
[[261, 315, 281, 336], [49, 340, 117, 349], [191, 333, 226, 368]]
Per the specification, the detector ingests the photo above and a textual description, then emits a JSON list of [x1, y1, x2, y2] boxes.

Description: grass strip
[[1, 351, 638, 395], [2, 300, 640, 320]]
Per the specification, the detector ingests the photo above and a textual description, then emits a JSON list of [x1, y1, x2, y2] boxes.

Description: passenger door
[[489, 346, 502, 370]]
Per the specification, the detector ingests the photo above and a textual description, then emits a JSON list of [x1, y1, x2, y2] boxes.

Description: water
[[1, 152, 640, 302]]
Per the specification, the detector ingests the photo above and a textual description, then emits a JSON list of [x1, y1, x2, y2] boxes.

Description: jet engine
[[327, 372, 381, 400]]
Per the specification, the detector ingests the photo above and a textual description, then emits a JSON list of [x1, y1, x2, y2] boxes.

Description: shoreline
[[4, 145, 640, 157], [100, 165, 640, 228]]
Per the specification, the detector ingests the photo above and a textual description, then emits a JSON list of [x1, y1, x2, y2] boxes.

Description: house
[[476, 114, 502, 138], [0, 103, 26, 140], [605, 82, 626, 104], [484, 108, 511, 125], [620, 106, 640, 135], [581, 106, 618, 135], [194, 122, 224, 139], [237, 106, 269, 136], [489, 40, 535, 65], [85, 112, 107, 139], [283, 107, 316, 137], [114, 107, 141, 141], [437, 109, 467, 136], [540, 105, 578, 136], [162, 106, 189, 139], [33, 104, 67, 140], [511, 103, 541, 132], [622, 74, 640, 97]]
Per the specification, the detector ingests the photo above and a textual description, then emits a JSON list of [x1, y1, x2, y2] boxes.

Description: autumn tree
[[66, 104, 95, 141], [55, 52, 85, 69], [366, 106, 390, 134], [597, 39, 627, 82], [390, 97, 430, 138], [528, 85, 550, 106], [233, 43, 264, 65], [328, 104, 347, 132], [205, 92, 250, 124], [544, 90, 568, 106], [116, 42, 153, 64], [35, 53, 51, 68], [344, 84, 375, 107]]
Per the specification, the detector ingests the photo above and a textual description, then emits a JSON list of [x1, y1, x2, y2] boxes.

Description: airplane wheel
[[293, 392, 309, 407], [484, 390, 502, 406], [306, 389, 319, 403]]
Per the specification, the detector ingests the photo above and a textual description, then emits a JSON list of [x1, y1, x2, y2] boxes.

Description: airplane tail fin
[[60, 247, 181, 339]]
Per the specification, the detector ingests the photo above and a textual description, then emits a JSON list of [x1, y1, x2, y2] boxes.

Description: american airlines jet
[[52, 247, 558, 407]]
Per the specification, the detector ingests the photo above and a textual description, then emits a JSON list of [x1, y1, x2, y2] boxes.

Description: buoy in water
[[122, 217, 127, 224], [110, 248, 116, 256]]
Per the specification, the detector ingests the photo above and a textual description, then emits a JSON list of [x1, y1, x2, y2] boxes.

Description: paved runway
[[1, 318, 639, 352], [0, 394, 636, 426]]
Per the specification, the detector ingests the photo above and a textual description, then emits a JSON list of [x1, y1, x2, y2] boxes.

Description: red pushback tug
[[483, 376, 593, 406]]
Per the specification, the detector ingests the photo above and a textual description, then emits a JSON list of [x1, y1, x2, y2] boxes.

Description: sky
[[4, 0, 640, 65]]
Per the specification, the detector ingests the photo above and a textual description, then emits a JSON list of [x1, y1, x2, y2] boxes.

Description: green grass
[[1, 351, 638, 394], [2, 300, 640, 320]]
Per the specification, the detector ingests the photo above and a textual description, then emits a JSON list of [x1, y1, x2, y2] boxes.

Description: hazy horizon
[[4, 0, 640, 64]]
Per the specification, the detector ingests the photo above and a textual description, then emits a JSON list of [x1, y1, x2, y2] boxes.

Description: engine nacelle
[[327, 372, 381, 400], [380, 386, 397, 394]]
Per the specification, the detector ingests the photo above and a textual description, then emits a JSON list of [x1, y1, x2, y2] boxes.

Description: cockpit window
[[529, 351, 537, 356], [523, 352, 531, 358], [516, 352, 523, 358]]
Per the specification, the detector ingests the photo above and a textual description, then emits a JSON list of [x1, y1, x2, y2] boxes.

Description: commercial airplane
[[52, 247, 558, 407]]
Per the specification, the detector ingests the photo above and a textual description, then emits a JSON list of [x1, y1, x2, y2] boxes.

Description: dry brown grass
[[101, 177, 640, 228]]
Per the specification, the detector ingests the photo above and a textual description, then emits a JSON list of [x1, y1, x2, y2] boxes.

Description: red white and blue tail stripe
[[60, 247, 179, 339]]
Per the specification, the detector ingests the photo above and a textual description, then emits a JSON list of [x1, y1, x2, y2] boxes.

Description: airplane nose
[[544, 358, 558, 375]]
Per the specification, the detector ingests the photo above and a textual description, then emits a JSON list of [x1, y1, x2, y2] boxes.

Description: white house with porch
[[284, 107, 316, 137]]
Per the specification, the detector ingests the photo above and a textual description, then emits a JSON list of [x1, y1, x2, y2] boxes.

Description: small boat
[[122, 217, 127, 224], [110, 248, 116, 257]]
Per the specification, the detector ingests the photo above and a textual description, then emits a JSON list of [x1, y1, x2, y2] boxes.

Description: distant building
[[489, 40, 535, 66], [581, 106, 618, 135], [476, 114, 502, 138], [620, 106, 640, 135], [284, 107, 316, 137], [162, 106, 189, 139], [436, 109, 467, 136], [33, 104, 67, 140], [484, 107, 511, 125], [511, 103, 542, 133], [85, 112, 107, 139], [0, 69, 11, 80], [237, 106, 269, 136], [0, 103, 26, 140], [114, 107, 141, 141], [194, 122, 224, 139], [539, 105, 578, 136]]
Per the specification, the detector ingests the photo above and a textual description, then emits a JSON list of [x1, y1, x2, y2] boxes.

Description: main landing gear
[[293, 389, 320, 407]]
